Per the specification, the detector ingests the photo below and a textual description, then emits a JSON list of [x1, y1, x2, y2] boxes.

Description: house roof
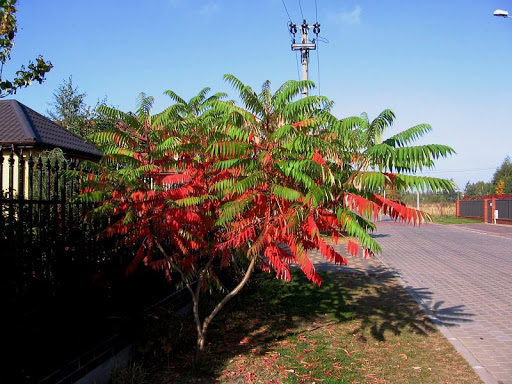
[[0, 99, 103, 159]]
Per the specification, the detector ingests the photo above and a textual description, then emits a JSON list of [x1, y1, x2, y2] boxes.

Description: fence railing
[[1, 146, 139, 383], [1, 146, 105, 304]]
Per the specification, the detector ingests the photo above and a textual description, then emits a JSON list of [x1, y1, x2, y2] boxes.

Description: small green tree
[[47, 76, 90, 135], [47, 76, 117, 137], [492, 156, 512, 194], [0, 0, 52, 97]]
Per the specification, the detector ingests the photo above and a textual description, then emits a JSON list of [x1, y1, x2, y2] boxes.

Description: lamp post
[[493, 9, 512, 18]]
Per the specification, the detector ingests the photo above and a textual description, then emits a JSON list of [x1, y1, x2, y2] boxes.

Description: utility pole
[[290, 20, 320, 98]]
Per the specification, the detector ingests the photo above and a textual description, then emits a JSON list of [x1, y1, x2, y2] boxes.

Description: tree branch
[[200, 255, 257, 338]]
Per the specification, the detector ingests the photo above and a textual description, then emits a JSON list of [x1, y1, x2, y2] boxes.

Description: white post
[[300, 22, 309, 99]]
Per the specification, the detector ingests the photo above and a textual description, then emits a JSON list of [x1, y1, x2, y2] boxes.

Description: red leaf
[[264, 243, 292, 281], [156, 172, 192, 186], [317, 235, 348, 266], [372, 193, 423, 224], [347, 240, 359, 257], [344, 192, 380, 220], [312, 151, 327, 166], [125, 243, 146, 276]]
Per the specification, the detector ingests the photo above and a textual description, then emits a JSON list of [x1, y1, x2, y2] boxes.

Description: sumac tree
[[78, 76, 455, 360]]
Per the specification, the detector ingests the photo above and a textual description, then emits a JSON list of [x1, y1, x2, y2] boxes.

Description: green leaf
[[383, 123, 432, 147], [172, 195, 215, 207], [230, 172, 265, 195], [217, 196, 254, 226], [272, 184, 303, 202]]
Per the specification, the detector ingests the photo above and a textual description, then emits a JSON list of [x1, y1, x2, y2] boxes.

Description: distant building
[[0, 99, 102, 196]]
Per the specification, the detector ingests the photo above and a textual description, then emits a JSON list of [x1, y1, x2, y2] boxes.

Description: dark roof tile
[[0, 99, 102, 159]]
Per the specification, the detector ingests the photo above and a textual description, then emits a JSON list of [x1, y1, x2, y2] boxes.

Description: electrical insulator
[[302, 20, 308, 33], [313, 23, 321, 35]]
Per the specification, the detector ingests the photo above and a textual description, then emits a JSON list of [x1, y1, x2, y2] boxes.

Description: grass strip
[[431, 216, 482, 225], [138, 269, 482, 383]]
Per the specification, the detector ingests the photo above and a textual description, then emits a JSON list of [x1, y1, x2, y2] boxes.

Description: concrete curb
[[74, 346, 133, 384]]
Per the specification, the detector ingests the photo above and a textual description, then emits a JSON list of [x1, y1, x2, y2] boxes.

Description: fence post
[[44, 156, 52, 282], [28, 152, 34, 201], [0, 146, 4, 231], [28, 153, 34, 255], [45, 156, 51, 241], [483, 199, 489, 223], [8, 147, 15, 230], [492, 198, 497, 224], [17, 149, 25, 251], [18, 149, 25, 200], [53, 157, 59, 236], [68, 159, 75, 233], [36, 155, 43, 242], [456, 200, 460, 218], [60, 158, 67, 239]]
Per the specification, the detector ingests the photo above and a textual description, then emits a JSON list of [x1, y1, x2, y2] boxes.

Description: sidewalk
[[374, 222, 512, 384]]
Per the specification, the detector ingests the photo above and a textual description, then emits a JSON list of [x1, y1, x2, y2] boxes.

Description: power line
[[419, 167, 496, 174], [281, 1, 301, 81], [298, 0, 304, 20], [281, 0, 292, 22], [314, 0, 323, 95]]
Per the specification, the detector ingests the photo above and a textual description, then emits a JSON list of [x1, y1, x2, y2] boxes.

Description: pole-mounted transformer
[[289, 20, 320, 98]]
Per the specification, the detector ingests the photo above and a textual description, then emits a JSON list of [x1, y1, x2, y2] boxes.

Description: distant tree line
[[464, 156, 512, 197], [384, 155, 512, 203], [398, 181, 459, 205]]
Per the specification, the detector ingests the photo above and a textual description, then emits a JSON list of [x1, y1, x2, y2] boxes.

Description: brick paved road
[[375, 222, 512, 384]]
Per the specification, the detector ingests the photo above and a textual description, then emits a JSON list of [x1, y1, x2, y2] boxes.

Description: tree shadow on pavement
[[425, 299, 475, 326], [370, 233, 390, 238], [406, 287, 476, 327], [349, 276, 437, 341]]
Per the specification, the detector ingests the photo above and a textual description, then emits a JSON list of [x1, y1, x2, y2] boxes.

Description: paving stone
[[374, 221, 512, 384]]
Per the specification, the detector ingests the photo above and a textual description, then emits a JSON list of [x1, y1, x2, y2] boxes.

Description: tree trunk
[[196, 333, 206, 362], [153, 239, 258, 363], [194, 255, 257, 361]]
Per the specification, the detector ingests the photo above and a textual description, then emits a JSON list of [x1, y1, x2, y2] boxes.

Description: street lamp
[[493, 9, 511, 18]]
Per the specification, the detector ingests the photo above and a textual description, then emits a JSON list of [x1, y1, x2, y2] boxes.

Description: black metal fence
[[458, 198, 512, 221], [1, 147, 103, 303], [496, 199, 512, 220], [1, 146, 190, 383], [1, 147, 137, 383], [458, 200, 484, 218]]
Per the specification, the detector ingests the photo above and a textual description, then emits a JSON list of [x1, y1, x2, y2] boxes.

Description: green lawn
[[431, 216, 482, 225], [130, 269, 482, 384]]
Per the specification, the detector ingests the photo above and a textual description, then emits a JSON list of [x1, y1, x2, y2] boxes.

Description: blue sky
[[5, 0, 512, 190]]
